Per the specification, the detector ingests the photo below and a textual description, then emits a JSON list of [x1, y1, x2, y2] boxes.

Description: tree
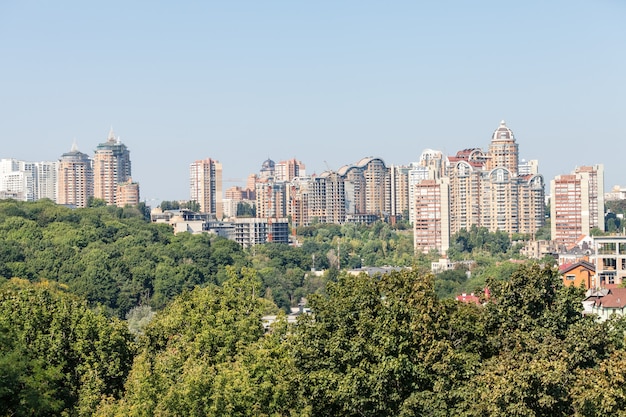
[[291, 268, 463, 416], [236, 201, 255, 217], [0, 279, 135, 417], [571, 351, 626, 416], [97, 267, 297, 417], [483, 262, 583, 343]]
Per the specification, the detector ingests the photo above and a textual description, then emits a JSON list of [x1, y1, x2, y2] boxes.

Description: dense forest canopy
[[0, 199, 420, 317]]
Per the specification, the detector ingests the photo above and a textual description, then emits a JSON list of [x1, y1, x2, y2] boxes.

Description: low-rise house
[[584, 287, 626, 322], [559, 260, 595, 289], [455, 292, 481, 305]]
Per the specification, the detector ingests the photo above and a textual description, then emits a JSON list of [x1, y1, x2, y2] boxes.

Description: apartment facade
[[593, 236, 626, 286], [413, 121, 545, 254], [190, 158, 223, 218], [551, 164, 605, 248], [413, 178, 450, 254], [57, 145, 94, 208], [93, 128, 132, 205], [116, 178, 140, 208]]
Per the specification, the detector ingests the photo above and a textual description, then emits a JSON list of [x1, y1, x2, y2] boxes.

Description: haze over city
[[1, 1, 625, 204]]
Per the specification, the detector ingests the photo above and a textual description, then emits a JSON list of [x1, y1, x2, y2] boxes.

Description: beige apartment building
[[389, 165, 410, 222], [190, 158, 223, 218], [252, 156, 390, 227], [255, 180, 287, 219], [116, 178, 140, 208], [413, 121, 545, 255], [551, 164, 605, 248], [93, 128, 132, 205], [413, 178, 450, 254], [337, 157, 391, 220], [57, 144, 94, 208], [274, 158, 306, 182]]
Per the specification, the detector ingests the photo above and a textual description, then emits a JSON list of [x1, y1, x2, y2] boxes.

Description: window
[[566, 275, 576, 281]]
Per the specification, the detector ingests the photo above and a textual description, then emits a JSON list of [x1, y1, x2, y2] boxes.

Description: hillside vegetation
[[2, 200, 625, 416]]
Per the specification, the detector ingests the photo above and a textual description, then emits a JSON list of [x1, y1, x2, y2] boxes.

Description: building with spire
[[57, 143, 93, 208], [413, 121, 545, 255], [486, 120, 519, 174], [93, 127, 132, 205]]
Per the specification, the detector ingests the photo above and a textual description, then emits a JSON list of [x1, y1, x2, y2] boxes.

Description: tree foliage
[[5, 201, 626, 416], [0, 279, 135, 417], [96, 267, 298, 417]]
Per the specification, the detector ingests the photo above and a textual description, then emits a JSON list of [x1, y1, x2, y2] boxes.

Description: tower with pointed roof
[[486, 120, 519, 174], [93, 128, 132, 205]]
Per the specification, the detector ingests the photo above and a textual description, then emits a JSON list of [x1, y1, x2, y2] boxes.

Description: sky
[[1, 0, 625, 204]]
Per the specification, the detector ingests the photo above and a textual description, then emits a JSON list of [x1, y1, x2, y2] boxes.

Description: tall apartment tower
[[551, 164, 605, 247], [255, 180, 287, 219], [486, 120, 519, 174], [190, 158, 223, 218], [390, 165, 410, 221], [1, 159, 58, 202], [413, 178, 450, 254], [57, 143, 94, 208], [409, 149, 446, 224], [93, 128, 131, 205], [447, 149, 486, 235], [339, 157, 390, 220], [416, 122, 545, 255], [32, 162, 58, 202]]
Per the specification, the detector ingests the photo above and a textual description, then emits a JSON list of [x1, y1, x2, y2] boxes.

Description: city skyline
[[0, 121, 619, 206], [1, 1, 625, 203]]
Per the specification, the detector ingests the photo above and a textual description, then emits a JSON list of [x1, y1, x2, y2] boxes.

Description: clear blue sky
[[1, 1, 625, 204]]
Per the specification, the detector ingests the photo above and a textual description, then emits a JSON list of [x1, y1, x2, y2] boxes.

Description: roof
[[491, 120, 515, 141], [559, 260, 595, 274], [593, 288, 626, 309], [456, 293, 481, 305]]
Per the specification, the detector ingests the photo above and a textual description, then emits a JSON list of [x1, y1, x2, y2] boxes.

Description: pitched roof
[[559, 260, 595, 274], [456, 293, 481, 305], [594, 287, 626, 309]]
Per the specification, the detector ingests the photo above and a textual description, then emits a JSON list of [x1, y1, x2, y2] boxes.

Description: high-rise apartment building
[[413, 178, 450, 254], [518, 174, 546, 236], [190, 158, 223, 218], [551, 164, 605, 247], [287, 176, 312, 227], [259, 158, 275, 180], [486, 120, 519, 174], [0, 159, 30, 200], [93, 128, 131, 205], [409, 149, 446, 224], [447, 122, 544, 237], [255, 180, 287, 219], [1, 159, 59, 202], [57, 144, 94, 208], [338, 157, 391, 220], [31, 161, 58, 202], [390, 165, 410, 221], [447, 149, 485, 234], [414, 121, 545, 254]]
